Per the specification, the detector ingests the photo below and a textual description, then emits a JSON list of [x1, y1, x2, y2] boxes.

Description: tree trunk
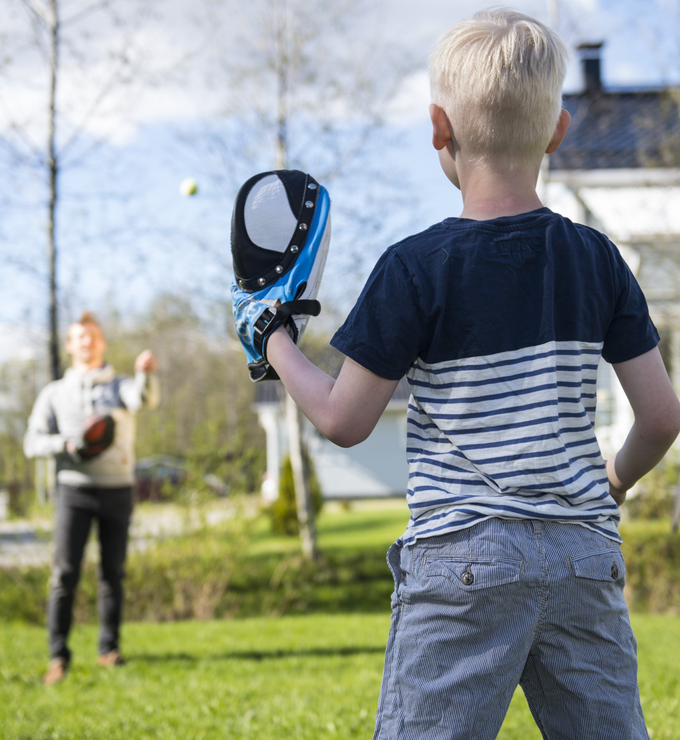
[[285, 392, 318, 560], [47, 0, 61, 381], [274, 0, 317, 560], [274, 0, 288, 175]]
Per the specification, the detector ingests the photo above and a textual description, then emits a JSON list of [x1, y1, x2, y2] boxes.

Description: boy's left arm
[[606, 347, 680, 504], [267, 328, 399, 448], [120, 350, 161, 413]]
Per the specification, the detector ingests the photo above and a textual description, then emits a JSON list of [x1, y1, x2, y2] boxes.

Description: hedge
[[1, 520, 679, 625], [619, 520, 680, 613]]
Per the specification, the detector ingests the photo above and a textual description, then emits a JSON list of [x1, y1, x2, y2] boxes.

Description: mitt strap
[[252, 299, 321, 357]]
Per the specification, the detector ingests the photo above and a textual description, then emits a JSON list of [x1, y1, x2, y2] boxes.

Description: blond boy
[[255, 10, 678, 739]]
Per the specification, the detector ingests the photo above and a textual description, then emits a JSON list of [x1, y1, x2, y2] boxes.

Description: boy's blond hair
[[429, 8, 568, 167]]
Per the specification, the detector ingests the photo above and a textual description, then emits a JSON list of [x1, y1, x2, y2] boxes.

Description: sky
[[1, 0, 679, 361]]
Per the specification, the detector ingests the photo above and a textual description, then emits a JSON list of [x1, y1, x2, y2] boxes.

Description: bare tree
[[0, 0, 158, 380], [191, 0, 416, 558], [191, 0, 416, 293]]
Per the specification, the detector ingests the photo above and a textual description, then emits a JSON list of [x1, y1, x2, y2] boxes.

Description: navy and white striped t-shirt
[[331, 208, 659, 546]]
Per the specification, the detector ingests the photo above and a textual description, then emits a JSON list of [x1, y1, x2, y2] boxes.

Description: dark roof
[[255, 376, 411, 406], [549, 88, 680, 171]]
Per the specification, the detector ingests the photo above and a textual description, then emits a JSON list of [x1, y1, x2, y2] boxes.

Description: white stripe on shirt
[[402, 340, 620, 546]]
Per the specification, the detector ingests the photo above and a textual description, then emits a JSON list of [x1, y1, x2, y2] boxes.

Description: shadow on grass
[[131, 645, 386, 663]]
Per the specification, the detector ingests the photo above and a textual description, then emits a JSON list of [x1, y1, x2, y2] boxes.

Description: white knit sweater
[[24, 364, 160, 488]]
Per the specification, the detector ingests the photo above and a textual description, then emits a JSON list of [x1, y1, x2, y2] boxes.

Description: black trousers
[[48, 483, 133, 661]]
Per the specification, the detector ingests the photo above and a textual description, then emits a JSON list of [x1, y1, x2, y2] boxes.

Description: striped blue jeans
[[374, 518, 649, 740]]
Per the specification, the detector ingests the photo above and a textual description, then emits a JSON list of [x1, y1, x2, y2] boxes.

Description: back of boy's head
[[430, 8, 568, 167]]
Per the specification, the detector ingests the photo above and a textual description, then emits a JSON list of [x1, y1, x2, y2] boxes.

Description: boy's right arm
[[266, 328, 399, 448], [23, 386, 67, 459], [607, 346, 680, 504]]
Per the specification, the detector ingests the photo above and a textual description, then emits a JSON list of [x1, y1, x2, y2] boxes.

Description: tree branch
[[18, 0, 53, 26], [61, 0, 111, 28]]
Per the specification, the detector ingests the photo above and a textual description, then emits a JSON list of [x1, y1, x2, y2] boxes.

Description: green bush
[[620, 521, 680, 613], [626, 461, 678, 520], [266, 451, 323, 536], [87, 508, 254, 623], [0, 504, 256, 626], [183, 431, 266, 500], [0, 566, 48, 623], [0, 540, 392, 626], [3, 511, 680, 626]]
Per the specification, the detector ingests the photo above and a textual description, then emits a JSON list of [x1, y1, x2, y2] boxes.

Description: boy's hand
[[606, 457, 627, 506], [609, 484, 627, 507], [231, 286, 320, 382], [135, 349, 157, 373], [609, 486, 628, 507]]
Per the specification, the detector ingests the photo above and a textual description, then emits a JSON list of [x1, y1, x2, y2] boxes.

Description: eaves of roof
[[547, 167, 680, 187], [254, 377, 412, 408]]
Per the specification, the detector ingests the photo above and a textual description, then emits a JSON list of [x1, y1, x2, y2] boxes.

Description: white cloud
[[0, 323, 47, 365], [386, 71, 431, 126], [1, 0, 676, 146], [0, 0, 214, 145]]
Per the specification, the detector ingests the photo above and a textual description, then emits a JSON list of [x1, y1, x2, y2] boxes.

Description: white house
[[542, 42, 680, 458], [255, 378, 410, 502]]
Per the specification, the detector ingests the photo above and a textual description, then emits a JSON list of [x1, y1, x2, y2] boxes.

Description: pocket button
[[611, 563, 619, 580], [462, 569, 474, 586]]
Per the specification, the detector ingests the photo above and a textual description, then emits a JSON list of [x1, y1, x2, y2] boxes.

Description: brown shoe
[[43, 657, 68, 685], [97, 650, 126, 667]]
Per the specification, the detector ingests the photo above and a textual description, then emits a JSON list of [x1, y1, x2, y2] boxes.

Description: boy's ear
[[546, 109, 571, 154], [430, 104, 453, 151]]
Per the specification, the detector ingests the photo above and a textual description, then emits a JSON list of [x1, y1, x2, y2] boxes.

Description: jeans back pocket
[[571, 547, 626, 582], [424, 556, 523, 591]]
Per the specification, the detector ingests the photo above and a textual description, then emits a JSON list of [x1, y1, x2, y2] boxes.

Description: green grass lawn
[[2, 501, 679, 738], [1, 612, 679, 740]]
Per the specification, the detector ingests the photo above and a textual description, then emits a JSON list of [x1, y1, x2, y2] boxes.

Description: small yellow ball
[[179, 178, 198, 196]]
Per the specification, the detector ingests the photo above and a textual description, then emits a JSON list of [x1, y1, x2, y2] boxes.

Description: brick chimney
[[577, 42, 604, 93]]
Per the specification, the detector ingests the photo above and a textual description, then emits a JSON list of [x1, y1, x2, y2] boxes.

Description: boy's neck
[[457, 161, 544, 221]]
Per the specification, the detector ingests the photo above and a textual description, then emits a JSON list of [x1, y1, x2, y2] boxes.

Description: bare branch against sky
[[1, 0, 165, 377], [1, 0, 679, 338]]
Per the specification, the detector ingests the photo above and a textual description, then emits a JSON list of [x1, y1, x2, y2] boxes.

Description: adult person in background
[[24, 311, 160, 685]]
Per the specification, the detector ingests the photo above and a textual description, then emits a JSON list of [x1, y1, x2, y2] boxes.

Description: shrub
[[91, 504, 254, 622], [0, 566, 48, 623], [620, 521, 680, 614], [266, 451, 323, 536], [626, 461, 678, 520], [118, 524, 249, 621], [3, 514, 680, 626]]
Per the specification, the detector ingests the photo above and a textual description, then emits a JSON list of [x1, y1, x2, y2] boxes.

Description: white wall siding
[[308, 410, 408, 499]]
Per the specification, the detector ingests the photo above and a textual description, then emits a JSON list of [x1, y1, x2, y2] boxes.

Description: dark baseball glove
[[76, 414, 115, 460]]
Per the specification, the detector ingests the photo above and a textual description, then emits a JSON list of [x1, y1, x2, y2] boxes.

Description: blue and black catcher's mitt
[[231, 169, 331, 382]]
